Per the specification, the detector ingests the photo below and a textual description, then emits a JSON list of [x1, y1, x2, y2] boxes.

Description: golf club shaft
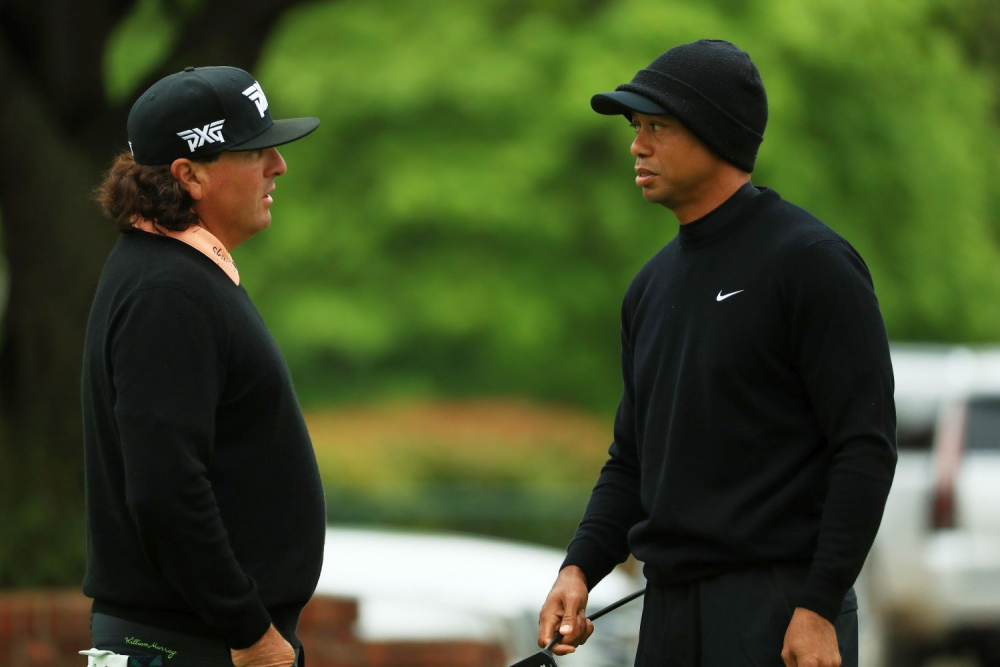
[[589, 587, 646, 622]]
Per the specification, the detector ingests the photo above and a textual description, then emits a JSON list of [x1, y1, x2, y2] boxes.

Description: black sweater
[[564, 184, 896, 622], [81, 232, 326, 649]]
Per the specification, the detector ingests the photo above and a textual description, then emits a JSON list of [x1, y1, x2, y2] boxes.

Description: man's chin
[[640, 187, 669, 206]]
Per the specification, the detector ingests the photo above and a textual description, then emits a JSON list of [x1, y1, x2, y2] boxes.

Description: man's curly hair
[[95, 151, 220, 232]]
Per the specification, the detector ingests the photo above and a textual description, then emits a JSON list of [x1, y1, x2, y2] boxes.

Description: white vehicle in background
[[862, 344, 1000, 666], [316, 527, 644, 666]]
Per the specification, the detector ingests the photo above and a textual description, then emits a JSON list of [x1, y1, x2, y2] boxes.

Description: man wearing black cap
[[82, 66, 324, 667], [536, 40, 896, 667]]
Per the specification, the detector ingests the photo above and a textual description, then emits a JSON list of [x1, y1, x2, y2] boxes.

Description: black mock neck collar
[[677, 181, 760, 248]]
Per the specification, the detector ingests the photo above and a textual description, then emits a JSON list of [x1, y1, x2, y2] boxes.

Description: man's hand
[[781, 607, 841, 667], [230, 624, 296, 667], [537, 565, 595, 656]]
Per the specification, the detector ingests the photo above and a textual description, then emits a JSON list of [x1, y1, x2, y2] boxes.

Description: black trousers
[[90, 613, 304, 667], [635, 564, 858, 667]]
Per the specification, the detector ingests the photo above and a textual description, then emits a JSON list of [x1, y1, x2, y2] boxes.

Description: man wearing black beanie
[[534, 40, 896, 666]]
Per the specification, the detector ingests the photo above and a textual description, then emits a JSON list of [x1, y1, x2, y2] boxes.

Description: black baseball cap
[[127, 66, 319, 166]]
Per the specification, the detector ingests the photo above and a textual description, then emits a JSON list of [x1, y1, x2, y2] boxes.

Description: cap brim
[[229, 117, 320, 151], [591, 91, 668, 117]]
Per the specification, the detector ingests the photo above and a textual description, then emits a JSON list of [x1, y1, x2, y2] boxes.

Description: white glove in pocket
[[79, 648, 130, 667]]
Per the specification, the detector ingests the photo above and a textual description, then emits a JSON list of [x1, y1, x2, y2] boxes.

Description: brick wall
[[0, 590, 92, 667], [0, 590, 507, 667]]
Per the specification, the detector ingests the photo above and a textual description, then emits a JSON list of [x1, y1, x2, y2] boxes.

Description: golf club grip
[[546, 587, 646, 649]]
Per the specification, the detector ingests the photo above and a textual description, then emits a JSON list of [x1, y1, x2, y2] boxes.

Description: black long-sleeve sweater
[[81, 232, 326, 649], [563, 184, 896, 622]]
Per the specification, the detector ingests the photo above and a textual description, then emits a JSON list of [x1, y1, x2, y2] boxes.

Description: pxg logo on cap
[[176, 119, 226, 153], [127, 65, 318, 166]]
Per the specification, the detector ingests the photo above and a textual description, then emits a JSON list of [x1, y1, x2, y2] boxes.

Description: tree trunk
[[0, 41, 117, 586]]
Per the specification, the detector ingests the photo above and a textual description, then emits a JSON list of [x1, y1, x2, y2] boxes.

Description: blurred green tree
[[2, 0, 1000, 584], [243, 0, 1000, 410]]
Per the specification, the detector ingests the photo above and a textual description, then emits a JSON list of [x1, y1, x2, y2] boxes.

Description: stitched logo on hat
[[242, 82, 269, 118], [177, 119, 226, 152]]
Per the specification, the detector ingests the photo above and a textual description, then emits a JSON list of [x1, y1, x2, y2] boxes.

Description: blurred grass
[[306, 399, 612, 547]]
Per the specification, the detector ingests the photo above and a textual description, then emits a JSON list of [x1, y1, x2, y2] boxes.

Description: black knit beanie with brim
[[592, 39, 767, 173]]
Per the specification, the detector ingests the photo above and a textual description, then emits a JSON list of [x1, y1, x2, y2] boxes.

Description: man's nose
[[268, 147, 288, 176], [630, 132, 649, 158]]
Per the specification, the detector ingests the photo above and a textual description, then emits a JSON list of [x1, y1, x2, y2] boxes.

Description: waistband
[[91, 599, 304, 648], [91, 613, 304, 667]]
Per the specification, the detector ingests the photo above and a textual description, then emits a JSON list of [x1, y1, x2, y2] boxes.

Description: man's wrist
[[559, 564, 588, 586], [793, 606, 835, 627]]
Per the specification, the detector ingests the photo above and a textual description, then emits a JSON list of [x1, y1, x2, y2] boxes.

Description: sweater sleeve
[[111, 286, 271, 648], [785, 239, 897, 622], [562, 300, 647, 587]]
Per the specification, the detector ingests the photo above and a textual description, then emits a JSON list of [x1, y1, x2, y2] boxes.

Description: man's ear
[[171, 158, 206, 201]]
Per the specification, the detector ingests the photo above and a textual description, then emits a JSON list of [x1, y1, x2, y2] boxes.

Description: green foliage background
[[3, 0, 999, 588], [177, 0, 1000, 411], [95, 0, 1000, 548]]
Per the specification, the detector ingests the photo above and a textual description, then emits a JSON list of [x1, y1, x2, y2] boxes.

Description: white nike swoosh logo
[[716, 289, 744, 302]]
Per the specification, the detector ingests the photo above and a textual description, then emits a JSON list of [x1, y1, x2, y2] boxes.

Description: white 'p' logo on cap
[[242, 82, 268, 118]]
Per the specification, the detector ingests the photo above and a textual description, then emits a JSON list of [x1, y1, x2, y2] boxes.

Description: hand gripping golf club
[[508, 587, 646, 667]]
